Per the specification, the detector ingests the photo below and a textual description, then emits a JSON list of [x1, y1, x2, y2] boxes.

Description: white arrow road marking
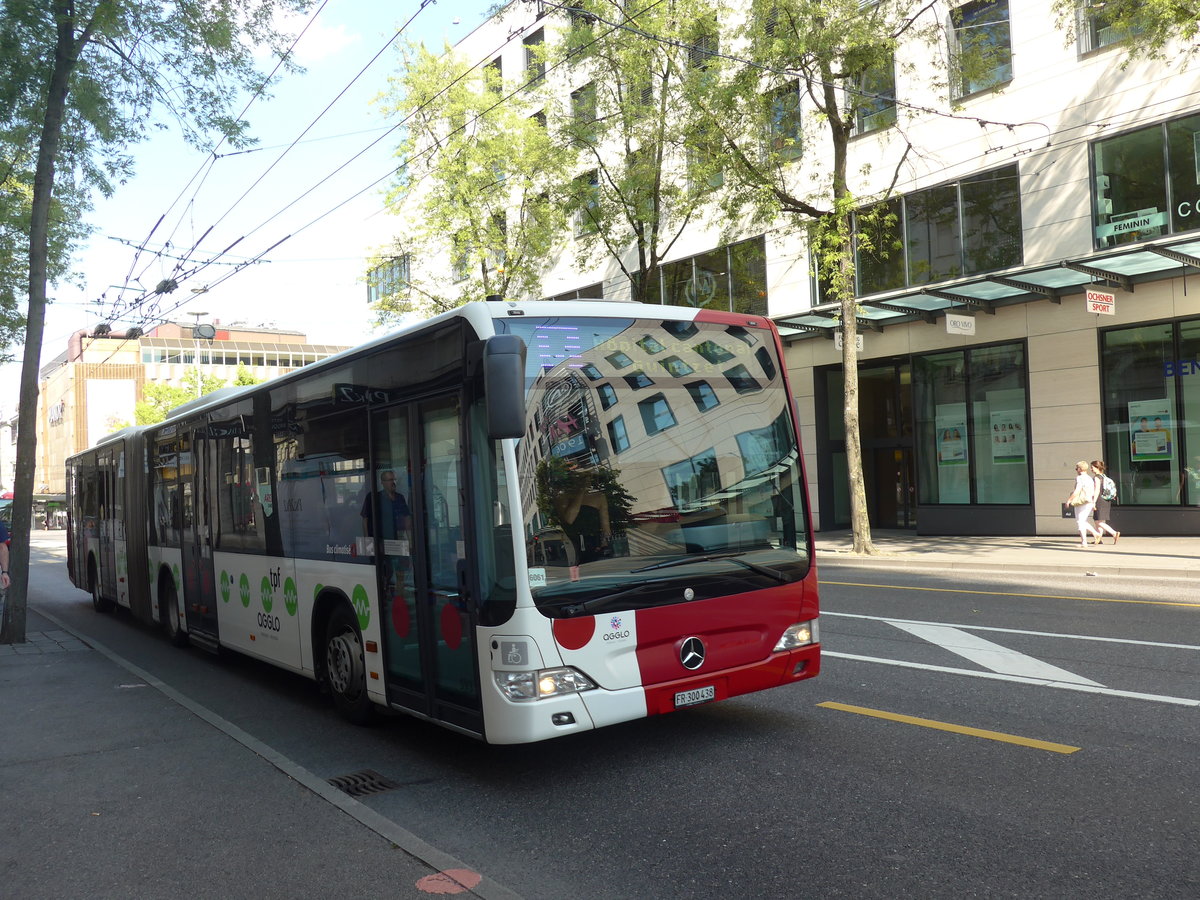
[[888, 621, 1105, 687]]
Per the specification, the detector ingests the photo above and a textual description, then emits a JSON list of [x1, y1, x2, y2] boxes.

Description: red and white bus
[[67, 300, 819, 743]]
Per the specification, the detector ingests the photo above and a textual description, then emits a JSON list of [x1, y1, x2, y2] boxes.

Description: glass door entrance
[[825, 362, 916, 529]]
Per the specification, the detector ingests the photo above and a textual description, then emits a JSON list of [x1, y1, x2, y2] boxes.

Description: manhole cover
[[327, 769, 401, 798]]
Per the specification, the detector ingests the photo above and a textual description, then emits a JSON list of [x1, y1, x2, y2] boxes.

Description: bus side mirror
[[484, 335, 527, 440]]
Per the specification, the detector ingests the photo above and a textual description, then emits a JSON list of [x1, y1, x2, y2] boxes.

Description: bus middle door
[[370, 396, 481, 734], [181, 431, 218, 637]]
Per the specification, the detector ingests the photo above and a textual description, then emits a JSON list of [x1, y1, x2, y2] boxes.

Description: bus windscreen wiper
[[557, 582, 669, 618], [631, 552, 790, 583]]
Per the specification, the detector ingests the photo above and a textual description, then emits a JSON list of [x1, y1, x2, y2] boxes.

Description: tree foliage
[[0, 0, 313, 643], [375, 38, 572, 319], [135, 369, 229, 425]]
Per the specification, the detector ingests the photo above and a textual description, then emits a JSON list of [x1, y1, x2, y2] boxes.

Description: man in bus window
[[361, 470, 411, 543]]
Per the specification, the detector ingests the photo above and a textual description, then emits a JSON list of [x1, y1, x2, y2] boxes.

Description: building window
[[686, 380, 720, 411], [524, 28, 545, 86], [638, 393, 676, 434], [1100, 318, 1200, 507], [766, 81, 802, 160], [854, 54, 897, 134], [581, 363, 603, 380], [949, 0, 1012, 98], [724, 364, 761, 394], [623, 370, 654, 390], [606, 350, 633, 369], [607, 415, 630, 453], [659, 356, 694, 377], [572, 169, 600, 235], [597, 383, 618, 410], [1076, 3, 1143, 53], [1092, 114, 1200, 248], [694, 340, 734, 365], [367, 255, 410, 304], [637, 335, 666, 354], [848, 165, 1022, 297], [913, 341, 1030, 505], [642, 237, 767, 316], [570, 82, 598, 145]]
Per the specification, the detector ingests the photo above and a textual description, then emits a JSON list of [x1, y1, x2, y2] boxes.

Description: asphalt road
[[24, 536, 1200, 899]]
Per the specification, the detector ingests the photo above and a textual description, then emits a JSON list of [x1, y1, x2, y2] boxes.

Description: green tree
[[233, 363, 262, 386], [549, 0, 728, 302], [690, 0, 945, 554], [0, 0, 312, 644], [375, 37, 571, 319], [1052, 0, 1199, 62], [134, 369, 228, 425]]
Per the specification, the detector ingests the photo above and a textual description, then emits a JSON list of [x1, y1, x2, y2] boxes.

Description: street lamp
[[188, 311, 214, 398]]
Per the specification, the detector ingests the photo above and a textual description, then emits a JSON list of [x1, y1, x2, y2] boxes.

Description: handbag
[[1068, 487, 1088, 506]]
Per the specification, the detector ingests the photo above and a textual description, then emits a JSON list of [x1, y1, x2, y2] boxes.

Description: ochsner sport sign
[[1086, 288, 1115, 315]]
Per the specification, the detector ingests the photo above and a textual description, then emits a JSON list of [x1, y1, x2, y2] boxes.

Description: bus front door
[[181, 432, 218, 638], [371, 397, 481, 734]]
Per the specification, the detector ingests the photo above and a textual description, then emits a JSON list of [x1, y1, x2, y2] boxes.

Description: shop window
[[961, 167, 1022, 274], [949, 0, 1012, 98], [913, 342, 1029, 505], [1101, 322, 1181, 506], [854, 199, 905, 296], [1093, 126, 1168, 247]]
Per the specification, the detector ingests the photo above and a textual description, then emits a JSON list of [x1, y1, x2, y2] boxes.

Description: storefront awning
[[775, 234, 1200, 341]]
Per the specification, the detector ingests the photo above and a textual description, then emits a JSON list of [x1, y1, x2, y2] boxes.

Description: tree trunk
[[2, 8, 76, 644]]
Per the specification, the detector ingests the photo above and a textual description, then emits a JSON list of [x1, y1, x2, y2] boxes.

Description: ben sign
[[1086, 288, 1116, 315]]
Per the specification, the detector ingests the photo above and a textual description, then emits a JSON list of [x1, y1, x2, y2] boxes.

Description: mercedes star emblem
[[680, 636, 706, 670]]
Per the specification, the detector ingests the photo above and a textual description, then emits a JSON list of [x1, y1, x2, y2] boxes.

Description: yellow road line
[[818, 701, 1081, 755], [819, 579, 1200, 609]]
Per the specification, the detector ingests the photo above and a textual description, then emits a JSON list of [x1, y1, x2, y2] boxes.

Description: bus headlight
[[773, 620, 818, 651], [495, 667, 596, 701]]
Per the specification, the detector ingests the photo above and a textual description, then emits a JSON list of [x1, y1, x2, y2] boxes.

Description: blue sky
[[3, 0, 498, 410]]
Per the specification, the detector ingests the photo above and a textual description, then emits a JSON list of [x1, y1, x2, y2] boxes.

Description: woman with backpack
[[1090, 459, 1121, 544]]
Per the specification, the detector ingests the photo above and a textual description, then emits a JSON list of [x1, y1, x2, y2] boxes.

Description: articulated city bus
[[67, 300, 820, 743]]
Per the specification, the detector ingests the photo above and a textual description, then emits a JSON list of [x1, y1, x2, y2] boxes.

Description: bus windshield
[[500, 314, 810, 618]]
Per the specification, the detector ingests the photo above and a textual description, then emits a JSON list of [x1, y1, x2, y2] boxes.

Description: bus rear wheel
[[160, 579, 189, 647], [89, 561, 114, 613], [324, 605, 374, 725]]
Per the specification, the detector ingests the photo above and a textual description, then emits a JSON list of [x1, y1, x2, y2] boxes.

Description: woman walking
[[1066, 460, 1102, 548], [1090, 459, 1121, 544]]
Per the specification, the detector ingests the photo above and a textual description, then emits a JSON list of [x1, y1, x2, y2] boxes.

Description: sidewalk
[[815, 529, 1200, 578], [0, 605, 515, 900]]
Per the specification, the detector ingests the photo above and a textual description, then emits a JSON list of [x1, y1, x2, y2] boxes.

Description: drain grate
[[327, 769, 402, 798]]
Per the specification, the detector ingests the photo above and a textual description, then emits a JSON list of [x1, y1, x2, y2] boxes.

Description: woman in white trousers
[[1067, 460, 1102, 548]]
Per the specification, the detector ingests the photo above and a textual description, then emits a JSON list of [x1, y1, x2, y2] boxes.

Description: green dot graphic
[[238, 573, 251, 608], [260, 576, 273, 613]]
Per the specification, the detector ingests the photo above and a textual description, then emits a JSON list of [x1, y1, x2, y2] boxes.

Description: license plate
[[674, 685, 715, 708]]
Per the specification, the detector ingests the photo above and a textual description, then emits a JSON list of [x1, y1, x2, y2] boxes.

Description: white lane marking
[[823, 651, 1200, 707], [888, 621, 1105, 687], [824, 612, 1200, 651]]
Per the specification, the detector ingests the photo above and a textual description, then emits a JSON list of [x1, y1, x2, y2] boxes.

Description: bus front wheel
[[324, 605, 374, 726]]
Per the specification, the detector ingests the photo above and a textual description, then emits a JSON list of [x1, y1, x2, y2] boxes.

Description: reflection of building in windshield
[[512, 317, 796, 568]]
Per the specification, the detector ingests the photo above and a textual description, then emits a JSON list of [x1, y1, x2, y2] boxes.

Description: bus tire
[[324, 604, 374, 726], [89, 560, 114, 613], [159, 578, 189, 648]]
